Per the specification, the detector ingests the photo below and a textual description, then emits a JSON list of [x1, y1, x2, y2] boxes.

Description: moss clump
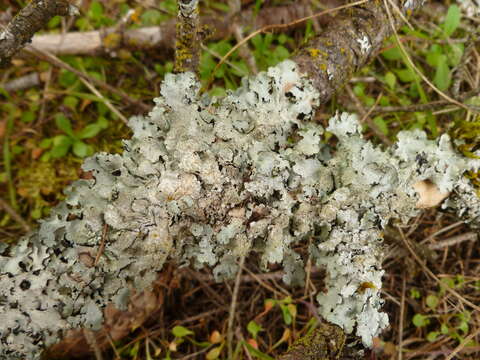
[[281, 323, 346, 360]]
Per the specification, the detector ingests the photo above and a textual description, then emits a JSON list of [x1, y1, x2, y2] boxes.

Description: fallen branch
[[25, 3, 313, 57]]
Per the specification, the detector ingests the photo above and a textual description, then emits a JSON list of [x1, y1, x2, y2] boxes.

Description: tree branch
[[174, 0, 201, 73], [0, 0, 78, 67], [293, 0, 423, 104]]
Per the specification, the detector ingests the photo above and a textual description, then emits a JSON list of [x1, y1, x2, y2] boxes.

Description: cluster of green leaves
[[410, 276, 479, 346], [39, 113, 108, 160]]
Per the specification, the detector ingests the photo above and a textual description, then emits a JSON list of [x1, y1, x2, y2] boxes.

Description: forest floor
[[0, 0, 479, 359]]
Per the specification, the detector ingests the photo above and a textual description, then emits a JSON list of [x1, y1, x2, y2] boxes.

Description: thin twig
[[346, 86, 392, 145], [0, 197, 31, 232], [227, 254, 246, 359], [79, 77, 128, 124], [25, 46, 151, 112], [383, 0, 471, 111], [428, 232, 477, 250], [444, 326, 480, 360], [396, 225, 480, 312], [94, 223, 108, 266], [83, 329, 103, 360], [398, 275, 406, 360]]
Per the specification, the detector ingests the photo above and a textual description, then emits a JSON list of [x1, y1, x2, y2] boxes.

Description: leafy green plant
[[40, 114, 108, 160]]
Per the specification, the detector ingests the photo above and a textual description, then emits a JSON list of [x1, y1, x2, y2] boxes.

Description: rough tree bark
[[1, 1, 479, 360], [0, 0, 78, 67]]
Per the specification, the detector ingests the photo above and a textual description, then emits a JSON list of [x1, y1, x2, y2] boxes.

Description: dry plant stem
[[227, 254, 246, 359], [94, 223, 108, 267], [79, 77, 128, 124], [27, 3, 313, 56], [428, 232, 478, 250], [382, 0, 470, 111], [83, 329, 103, 360], [346, 86, 391, 145], [232, 24, 258, 74], [396, 226, 480, 313], [445, 326, 480, 360], [0, 0, 77, 67], [174, 0, 201, 74], [26, 46, 151, 112], [293, 0, 422, 104], [398, 275, 406, 360], [0, 197, 31, 233]]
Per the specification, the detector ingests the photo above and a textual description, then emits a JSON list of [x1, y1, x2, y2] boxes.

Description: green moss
[[283, 323, 346, 359]]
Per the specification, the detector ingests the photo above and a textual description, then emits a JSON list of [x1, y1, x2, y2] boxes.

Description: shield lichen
[[1, 60, 479, 359]]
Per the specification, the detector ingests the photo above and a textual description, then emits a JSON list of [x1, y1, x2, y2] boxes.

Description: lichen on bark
[[0, 0, 78, 67], [1, 60, 479, 359]]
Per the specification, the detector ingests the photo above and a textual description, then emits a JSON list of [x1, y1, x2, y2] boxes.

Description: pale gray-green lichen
[[1, 60, 479, 359]]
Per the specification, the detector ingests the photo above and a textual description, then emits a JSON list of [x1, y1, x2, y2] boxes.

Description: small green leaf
[[39, 138, 53, 149], [244, 342, 274, 360], [77, 124, 103, 139], [425, 294, 439, 310], [59, 70, 78, 88], [72, 141, 89, 158], [458, 321, 469, 334], [171, 326, 194, 338], [206, 346, 222, 360], [88, 1, 104, 20], [381, 46, 402, 61], [247, 320, 263, 339], [443, 5, 461, 37], [279, 304, 292, 325], [55, 113, 74, 137], [63, 96, 79, 110], [47, 15, 62, 29], [410, 288, 421, 299], [412, 314, 430, 327], [50, 135, 73, 158], [384, 72, 396, 90], [21, 111, 36, 123], [426, 331, 439, 342], [395, 68, 417, 83], [373, 116, 389, 135], [433, 55, 451, 91], [441, 323, 449, 334]]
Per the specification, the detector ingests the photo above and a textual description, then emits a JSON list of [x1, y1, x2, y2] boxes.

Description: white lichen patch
[[1, 60, 479, 359], [356, 35, 371, 54], [457, 0, 480, 16]]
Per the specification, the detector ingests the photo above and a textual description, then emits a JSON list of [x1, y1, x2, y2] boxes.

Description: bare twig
[[428, 232, 478, 250], [26, 46, 151, 112], [79, 77, 128, 124], [0, 197, 31, 233], [398, 275, 406, 360], [83, 329, 103, 360], [94, 223, 108, 267], [1, 72, 41, 92], [227, 254, 246, 359], [0, 0, 78, 67], [396, 225, 480, 312], [346, 86, 392, 145]]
